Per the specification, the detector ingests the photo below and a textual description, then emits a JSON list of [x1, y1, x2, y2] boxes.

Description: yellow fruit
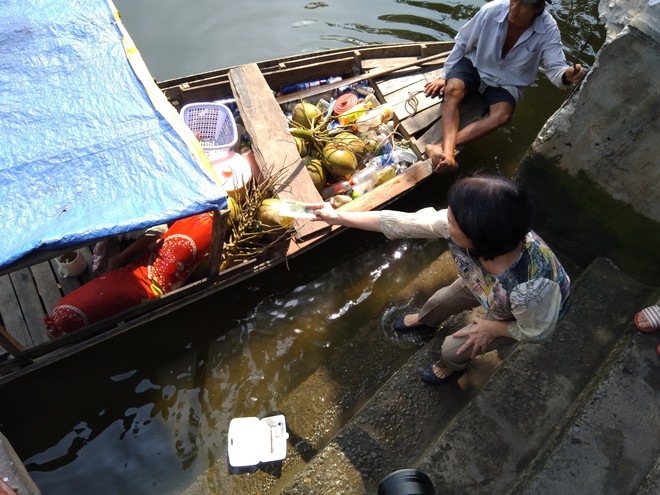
[[292, 103, 322, 129], [294, 137, 309, 158], [258, 198, 294, 228], [227, 196, 238, 222], [304, 157, 326, 191], [334, 132, 366, 157], [322, 142, 357, 177]]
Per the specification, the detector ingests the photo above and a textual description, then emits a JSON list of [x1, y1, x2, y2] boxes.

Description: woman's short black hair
[[447, 174, 532, 260]]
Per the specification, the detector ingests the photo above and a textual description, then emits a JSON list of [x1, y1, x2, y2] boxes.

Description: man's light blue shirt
[[444, 0, 569, 103]]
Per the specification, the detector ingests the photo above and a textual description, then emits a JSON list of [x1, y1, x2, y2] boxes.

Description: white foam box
[[227, 414, 289, 467]]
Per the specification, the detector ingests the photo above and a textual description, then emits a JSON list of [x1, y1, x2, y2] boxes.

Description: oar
[[571, 32, 595, 68], [276, 50, 452, 104]]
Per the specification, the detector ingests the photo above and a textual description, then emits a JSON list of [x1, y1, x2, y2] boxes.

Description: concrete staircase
[[182, 256, 660, 495]]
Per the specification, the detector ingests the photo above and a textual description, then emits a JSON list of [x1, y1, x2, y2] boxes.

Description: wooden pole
[[275, 50, 451, 105]]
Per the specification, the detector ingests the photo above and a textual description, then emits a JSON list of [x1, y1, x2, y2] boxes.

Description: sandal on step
[[393, 314, 435, 333], [634, 304, 660, 333], [421, 363, 463, 385]]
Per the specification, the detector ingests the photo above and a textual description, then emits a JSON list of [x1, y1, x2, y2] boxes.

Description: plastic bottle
[[321, 180, 352, 199], [355, 104, 393, 133], [349, 166, 379, 196], [316, 98, 332, 114], [277, 76, 343, 96], [362, 93, 380, 109], [356, 84, 375, 96], [376, 164, 397, 185], [367, 147, 417, 168], [337, 102, 373, 126]]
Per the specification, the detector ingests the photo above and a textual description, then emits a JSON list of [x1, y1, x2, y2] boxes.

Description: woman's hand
[[424, 77, 446, 98], [308, 202, 342, 225], [453, 319, 508, 358]]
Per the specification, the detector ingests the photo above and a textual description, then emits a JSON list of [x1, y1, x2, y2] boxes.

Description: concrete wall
[[528, 0, 659, 222], [517, 0, 660, 285]]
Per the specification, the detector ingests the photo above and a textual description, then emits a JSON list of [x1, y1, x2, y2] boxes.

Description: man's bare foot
[[433, 155, 458, 174], [425, 143, 445, 165]]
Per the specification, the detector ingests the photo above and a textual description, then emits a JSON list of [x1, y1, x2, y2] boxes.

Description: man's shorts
[[445, 57, 516, 108]]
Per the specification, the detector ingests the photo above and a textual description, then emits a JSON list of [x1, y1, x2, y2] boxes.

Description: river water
[[0, 1, 602, 494]]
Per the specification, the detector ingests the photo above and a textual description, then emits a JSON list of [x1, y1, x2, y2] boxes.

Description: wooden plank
[[228, 63, 325, 239], [50, 257, 83, 295], [78, 246, 94, 283], [276, 50, 452, 105], [31, 261, 64, 314], [9, 269, 49, 346], [376, 67, 444, 98], [414, 92, 488, 152], [207, 209, 229, 282], [0, 275, 30, 348], [0, 322, 26, 356]]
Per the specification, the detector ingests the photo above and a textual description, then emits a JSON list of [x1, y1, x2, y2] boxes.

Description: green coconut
[[304, 157, 326, 191], [292, 103, 322, 129], [322, 142, 357, 177], [333, 132, 367, 158]]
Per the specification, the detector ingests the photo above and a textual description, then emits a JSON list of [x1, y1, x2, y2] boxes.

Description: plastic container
[[350, 166, 379, 196], [367, 148, 417, 168], [356, 104, 393, 132], [376, 164, 397, 185], [321, 180, 352, 199], [181, 102, 238, 151], [338, 102, 373, 126], [207, 149, 252, 198], [276, 76, 342, 96], [56, 250, 87, 278], [227, 415, 289, 467]]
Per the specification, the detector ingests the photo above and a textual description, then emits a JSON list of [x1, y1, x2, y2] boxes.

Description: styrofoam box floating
[[227, 414, 289, 468]]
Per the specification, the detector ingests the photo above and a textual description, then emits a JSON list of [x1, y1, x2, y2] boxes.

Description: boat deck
[[0, 248, 94, 357], [0, 42, 487, 381]]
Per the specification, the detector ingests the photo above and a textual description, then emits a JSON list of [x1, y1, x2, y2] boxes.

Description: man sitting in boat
[[44, 212, 214, 338], [423, 0, 585, 172]]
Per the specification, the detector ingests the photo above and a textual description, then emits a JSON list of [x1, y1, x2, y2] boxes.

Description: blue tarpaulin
[[0, 0, 227, 271]]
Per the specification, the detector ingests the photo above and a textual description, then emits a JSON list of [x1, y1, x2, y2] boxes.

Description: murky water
[[0, 1, 603, 493]]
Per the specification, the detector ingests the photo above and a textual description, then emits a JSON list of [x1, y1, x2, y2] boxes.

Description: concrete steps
[[180, 255, 658, 494], [274, 256, 657, 494]]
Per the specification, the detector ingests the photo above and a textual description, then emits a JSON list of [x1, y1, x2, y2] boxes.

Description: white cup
[[56, 250, 87, 278]]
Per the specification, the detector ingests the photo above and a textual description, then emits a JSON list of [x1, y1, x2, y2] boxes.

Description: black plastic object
[[377, 469, 435, 495]]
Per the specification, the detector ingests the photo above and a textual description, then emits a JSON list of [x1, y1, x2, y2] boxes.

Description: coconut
[[257, 198, 295, 228], [227, 196, 239, 223], [322, 142, 357, 177], [291, 103, 322, 129], [304, 157, 326, 191], [334, 132, 367, 157], [294, 137, 309, 158]]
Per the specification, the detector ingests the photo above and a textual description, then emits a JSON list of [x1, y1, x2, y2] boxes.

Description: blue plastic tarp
[[0, 0, 227, 271]]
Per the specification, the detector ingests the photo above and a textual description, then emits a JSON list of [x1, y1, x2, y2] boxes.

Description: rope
[[405, 90, 443, 116]]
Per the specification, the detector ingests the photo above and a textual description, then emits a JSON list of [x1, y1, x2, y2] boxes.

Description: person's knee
[[443, 79, 466, 102], [441, 334, 472, 370], [488, 104, 514, 128]]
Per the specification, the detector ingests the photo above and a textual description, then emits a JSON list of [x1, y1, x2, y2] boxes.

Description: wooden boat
[[0, 40, 487, 385]]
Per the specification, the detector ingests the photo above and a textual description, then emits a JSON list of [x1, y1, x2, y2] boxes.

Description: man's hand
[[424, 77, 446, 98], [563, 64, 585, 84]]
